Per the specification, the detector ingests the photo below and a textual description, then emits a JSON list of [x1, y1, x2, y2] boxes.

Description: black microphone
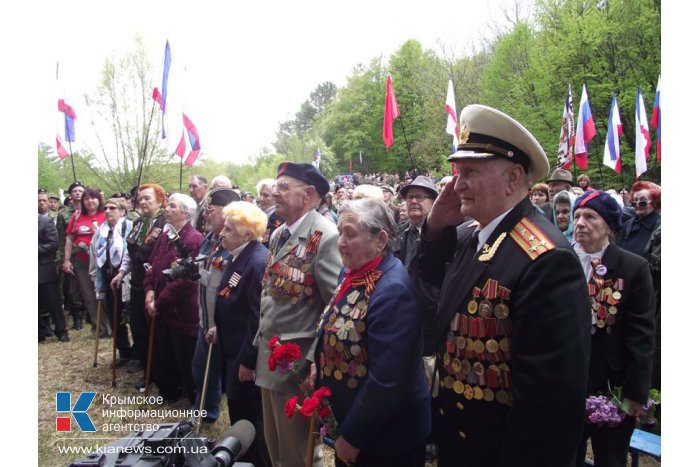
[[210, 419, 256, 466]]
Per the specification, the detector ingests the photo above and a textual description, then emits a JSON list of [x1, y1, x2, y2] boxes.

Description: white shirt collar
[[283, 211, 310, 237], [229, 241, 251, 262], [475, 208, 514, 252]]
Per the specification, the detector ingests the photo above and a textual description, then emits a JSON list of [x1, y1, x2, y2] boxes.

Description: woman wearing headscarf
[[207, 201, 270, 467], [618, 181, 661, 256], [89, 197, 133, 365], [553, 190, 575, 244], [310, 197, 431, 467], [125, 183, 167, 381], [62, 187, 109, 335], [572, 190, 656, 467], [144, 193, 203, 403]]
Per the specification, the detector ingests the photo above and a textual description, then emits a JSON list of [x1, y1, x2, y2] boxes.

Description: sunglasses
[[631, 200, 649, 208], [104, 206, 120, 211]]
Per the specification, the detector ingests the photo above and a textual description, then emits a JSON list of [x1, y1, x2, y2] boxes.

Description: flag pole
[[179, 157, 183, 192], [136, 99, 157, 188], [397, 115, 417, 176], [591, 134, 605, 190], [67, 141, 77, 182]]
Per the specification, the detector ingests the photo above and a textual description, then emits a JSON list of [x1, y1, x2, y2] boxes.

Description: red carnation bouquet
[[267, 336, 303, 374], [268, 336, 338, 442]]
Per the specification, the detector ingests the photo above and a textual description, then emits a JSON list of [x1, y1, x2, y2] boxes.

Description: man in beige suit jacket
[[255, 162, 342, 467]]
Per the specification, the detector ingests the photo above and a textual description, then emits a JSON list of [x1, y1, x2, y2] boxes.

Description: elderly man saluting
[[255, 162, 343, 467], [419, 105, 591, 467]]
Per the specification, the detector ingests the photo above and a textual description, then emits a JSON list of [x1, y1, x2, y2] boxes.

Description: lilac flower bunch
[[585, 395, 625, 427]]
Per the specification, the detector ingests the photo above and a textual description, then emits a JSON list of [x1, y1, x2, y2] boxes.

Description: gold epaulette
[[509, 218, 555, 261]]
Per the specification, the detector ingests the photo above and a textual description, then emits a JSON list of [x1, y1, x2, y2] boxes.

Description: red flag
[[383, 74, 400, 150]]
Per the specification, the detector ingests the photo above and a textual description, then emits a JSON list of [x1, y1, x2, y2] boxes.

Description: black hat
[[399, 175, 438, 200], [447, 105, 549, 181], [38, 188, 48, 194], [277, 161, 330, 196], [67, 181, 84, 193], [547, 168, 574, 185], [206, 187, 240, 206], [573, 190, 622, 230]]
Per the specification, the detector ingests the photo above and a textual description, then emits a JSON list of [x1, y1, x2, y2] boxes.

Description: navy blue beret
[[277, 161, 330, 196], [572, 190, 622, 230]]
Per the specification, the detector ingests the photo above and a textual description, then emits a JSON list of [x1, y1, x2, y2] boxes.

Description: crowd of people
[[39, 104, 661, 467]]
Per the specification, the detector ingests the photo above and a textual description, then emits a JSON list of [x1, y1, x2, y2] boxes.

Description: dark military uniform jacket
[[585, 243, 655, 403], [125, 211, 167, 292], [419, 196, 591, 467]]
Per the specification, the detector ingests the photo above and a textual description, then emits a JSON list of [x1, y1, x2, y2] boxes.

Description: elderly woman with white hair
[[206, 201, 271, 466], [144, 193, 204, 403]]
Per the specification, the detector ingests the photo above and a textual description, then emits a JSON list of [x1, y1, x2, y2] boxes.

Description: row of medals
[[591, 284, 622, 334], [442, 297, 513, 406], [320, 289, 368, 389], [267, 251, 315, 305]]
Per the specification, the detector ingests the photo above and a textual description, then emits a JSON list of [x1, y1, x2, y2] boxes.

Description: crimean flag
[[635, 87, 652, 178], [383, 74, 400, 150], [651, 75, 661, 162], [55, 61, 75, 159], [182, 113, 201, 166], [574, 84, 596, 171], [556, 84, 575, 169], [445, 78, 459, 152], [603, 93, 623, 174]]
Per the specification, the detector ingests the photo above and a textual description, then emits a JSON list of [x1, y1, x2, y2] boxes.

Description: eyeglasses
[[205, 205, 222, 213], [405, 194, 430, 202], [274, 181, 308, 192], [631, 200, 649, 208], [104, 206, 119, 211]]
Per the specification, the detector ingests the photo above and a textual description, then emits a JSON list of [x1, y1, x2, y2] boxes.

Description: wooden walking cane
[[111, 291, 118, 387], [92, 299, 102, 368], [195, 339, 214, 436], [144, 315, 156, 396], [305, 414, 318, 467]]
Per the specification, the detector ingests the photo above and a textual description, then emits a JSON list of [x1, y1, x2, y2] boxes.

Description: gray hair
[[211, 175, 232, 188], [168, 193, 197, 221], [339, 197, 397, 253], [256, 178, 276, 195], [189, 175, 207, 186]]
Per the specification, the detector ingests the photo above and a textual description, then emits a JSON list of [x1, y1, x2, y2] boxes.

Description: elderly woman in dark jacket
[[144, 193, 203, 403], [206, 201, 270, 467], [310, 197, 431, 467], [572, 191, 656, 467], [125, 183, 167, 378]]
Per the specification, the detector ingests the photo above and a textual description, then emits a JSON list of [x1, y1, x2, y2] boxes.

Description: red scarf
[[333, 255, 384, 306]]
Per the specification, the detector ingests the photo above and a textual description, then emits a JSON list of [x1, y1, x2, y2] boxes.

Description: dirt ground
[[38, 318, 660, 466]]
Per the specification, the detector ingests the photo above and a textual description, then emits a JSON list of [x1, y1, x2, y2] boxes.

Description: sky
[[35, 0, 526, 166]]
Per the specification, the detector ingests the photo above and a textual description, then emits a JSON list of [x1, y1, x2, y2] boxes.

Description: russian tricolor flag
[[603, 93, 623, 174], [651, 75, 661, 162], [635, 88, 651, 178], [55, 62, 75, 159], [182, 114, 201, 166], [574, 84, 596, 171]]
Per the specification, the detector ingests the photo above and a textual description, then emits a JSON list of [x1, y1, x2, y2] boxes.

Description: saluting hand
[[425, 175, 464, 239]]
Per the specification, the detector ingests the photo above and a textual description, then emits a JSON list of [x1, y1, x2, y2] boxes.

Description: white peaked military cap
[[447, 104, 550, 181]]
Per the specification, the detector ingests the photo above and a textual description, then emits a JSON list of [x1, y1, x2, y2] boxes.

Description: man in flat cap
[[540, 168, 575, 222], [418, 105, 590, 467], [255, 162, 342, 467], [380, 185, 400, 222], [192, 187, 241, 424]]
